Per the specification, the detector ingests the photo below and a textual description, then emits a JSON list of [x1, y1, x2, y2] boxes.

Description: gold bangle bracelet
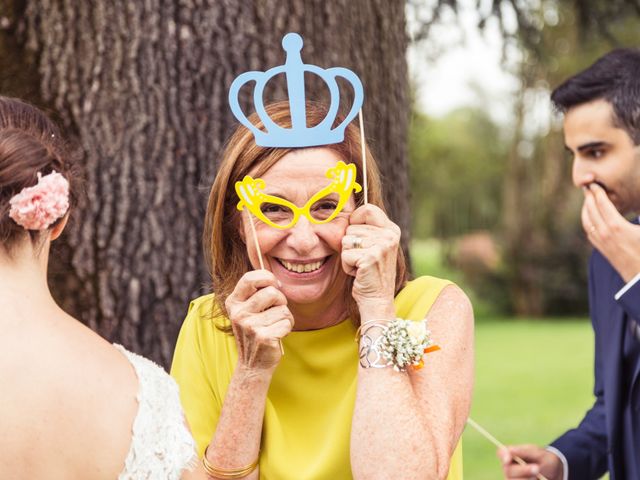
[[202, 446, 259, 479]]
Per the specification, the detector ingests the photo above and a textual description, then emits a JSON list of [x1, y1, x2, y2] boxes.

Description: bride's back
[[0, 301, 140, 479], [0, 95, 183, 480]]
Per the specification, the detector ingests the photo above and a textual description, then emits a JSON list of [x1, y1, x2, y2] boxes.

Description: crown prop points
[[229, 33, 364, 148]]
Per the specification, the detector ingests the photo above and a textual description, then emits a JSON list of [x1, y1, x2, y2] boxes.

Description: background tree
[[0, 0, 409, 367], [409, 105, 507, 240]]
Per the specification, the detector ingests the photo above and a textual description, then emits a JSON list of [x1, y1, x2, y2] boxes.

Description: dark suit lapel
[[603, 276, 626, 461], [624, 319, 640, 453], [620, 220, 640, 414]]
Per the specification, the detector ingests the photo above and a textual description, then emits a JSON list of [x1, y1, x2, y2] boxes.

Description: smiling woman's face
[[240, 147, 355, 312]]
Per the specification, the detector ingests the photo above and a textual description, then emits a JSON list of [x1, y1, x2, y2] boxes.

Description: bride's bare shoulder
[[0, 314, 140, 479]]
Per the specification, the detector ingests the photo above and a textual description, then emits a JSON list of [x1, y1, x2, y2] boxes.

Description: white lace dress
[[114, 344, 198, 480]]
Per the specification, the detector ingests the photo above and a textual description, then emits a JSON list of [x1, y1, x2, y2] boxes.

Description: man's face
[[564, 99, 640, 215]]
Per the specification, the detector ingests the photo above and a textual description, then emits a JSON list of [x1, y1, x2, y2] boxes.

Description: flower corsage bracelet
[[357, 318, 440, 372]]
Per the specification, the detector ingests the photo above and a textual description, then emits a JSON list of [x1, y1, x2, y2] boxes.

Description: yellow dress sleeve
[[448, 442, 464, 480], [170, 296, 221, 457]]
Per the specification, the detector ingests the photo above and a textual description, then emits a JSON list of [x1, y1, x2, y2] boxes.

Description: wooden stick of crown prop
[[358, 109, 368, 205], [466, 418, 550, 480], [245, 210, 284, 355]]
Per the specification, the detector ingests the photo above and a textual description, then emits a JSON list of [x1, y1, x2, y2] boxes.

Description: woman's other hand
[[225, 270, 294, 371], [341, 204, 400, 318]]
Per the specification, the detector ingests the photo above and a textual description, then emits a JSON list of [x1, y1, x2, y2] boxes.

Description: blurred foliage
[[408, 106, 513, 314], [408, 1, 640, 316], [409, 106, 508, 239], [411, 238, 504, 318], [409, 0, 640, 56]]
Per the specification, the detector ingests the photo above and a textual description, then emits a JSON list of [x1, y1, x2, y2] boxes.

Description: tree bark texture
[[0, 0, 410, 367]]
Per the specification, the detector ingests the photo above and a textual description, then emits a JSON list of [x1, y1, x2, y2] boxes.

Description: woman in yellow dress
[[171, 100, 473, 480]]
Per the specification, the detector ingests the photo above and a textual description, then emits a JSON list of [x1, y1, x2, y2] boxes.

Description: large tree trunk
[[0, 0, 410, 367]]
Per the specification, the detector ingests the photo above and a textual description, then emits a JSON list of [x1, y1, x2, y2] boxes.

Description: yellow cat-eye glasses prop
[[236, 161, 362, 230]]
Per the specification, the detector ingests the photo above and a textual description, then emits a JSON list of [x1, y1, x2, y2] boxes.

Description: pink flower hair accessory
[[9, 171, 70, 230]]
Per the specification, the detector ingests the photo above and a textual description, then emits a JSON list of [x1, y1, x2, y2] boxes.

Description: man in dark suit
[[499, 48, 640, 479]]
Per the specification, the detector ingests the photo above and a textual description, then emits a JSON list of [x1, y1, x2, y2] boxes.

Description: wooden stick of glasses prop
[[466, 418, 550, 480], [246, 210, 265, 270], [244, 210, 283, 355]]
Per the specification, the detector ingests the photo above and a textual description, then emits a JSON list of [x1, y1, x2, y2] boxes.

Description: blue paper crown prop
[[228, 33, 364, 148]]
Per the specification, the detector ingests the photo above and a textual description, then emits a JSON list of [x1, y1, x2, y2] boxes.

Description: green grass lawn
[[465, 319, 595, 478], [411, 239, 598, 479]]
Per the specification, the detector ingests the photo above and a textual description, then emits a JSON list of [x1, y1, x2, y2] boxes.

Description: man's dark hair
[[551, 48, 640, 144]]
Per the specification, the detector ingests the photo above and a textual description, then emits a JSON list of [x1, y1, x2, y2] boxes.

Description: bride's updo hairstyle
[[0, 96, 79, 252]]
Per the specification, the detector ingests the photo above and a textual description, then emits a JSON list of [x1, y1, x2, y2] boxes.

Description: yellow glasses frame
[[235, 161, 362, 229]]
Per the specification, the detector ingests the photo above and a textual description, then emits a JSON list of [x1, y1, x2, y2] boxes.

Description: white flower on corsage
[[406, 320, 427, 341], [380, 318, 440, 372]]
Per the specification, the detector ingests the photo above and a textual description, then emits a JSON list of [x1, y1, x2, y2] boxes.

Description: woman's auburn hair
[[203, 101, 407, 325]]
